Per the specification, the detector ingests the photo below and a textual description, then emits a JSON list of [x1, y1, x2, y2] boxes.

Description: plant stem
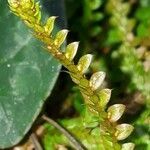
[[42, 115, 86, 150], [30, 133, 43, 150]]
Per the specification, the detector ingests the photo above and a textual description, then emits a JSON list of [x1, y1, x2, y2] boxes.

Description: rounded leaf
[[121, 143, 135, 150], [107, 104, 126, 122], [54, 29, 68, 47], [77, 54, 93, 73], [44, 16, 57, 35], [98, 89, 111, 108], [65, 42, 79, 61], [115, 124, 134, 140], [89, 71, 106, 91]]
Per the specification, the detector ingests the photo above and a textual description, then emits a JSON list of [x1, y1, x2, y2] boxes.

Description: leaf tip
[[89, 71, 106, 91], [115, 124, 134, 140], [107, 104, 126, 122]]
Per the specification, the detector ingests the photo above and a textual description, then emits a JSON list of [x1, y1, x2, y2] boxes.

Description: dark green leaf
[[0, 1, 65, 148]]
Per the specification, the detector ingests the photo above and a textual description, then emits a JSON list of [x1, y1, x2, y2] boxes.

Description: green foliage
[[0, 1, 63, 148], [140, 0, 150, 6], [128, 110, 150, 150], [106, 0, 150, 102], [82, 0, 103, 37], [1, 0, 149, 149], [43, 123, 68, 149], [106, 1, 150, 149], [65, 0, 150, 149], [7, 0, 134, 149], [135, 6, 150, 38], [106, 28, 122, 45]]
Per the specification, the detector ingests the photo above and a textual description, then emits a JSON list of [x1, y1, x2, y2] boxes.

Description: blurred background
[[46, 0, 150, 149]]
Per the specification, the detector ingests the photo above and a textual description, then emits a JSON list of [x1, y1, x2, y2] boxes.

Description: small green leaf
[[121, 143, 135, 150], [137, 22, 150, 38], [89, 0, 102, 10], [77, 54, 93, 73], [98, 89, 111, 108], [106, 28, 122, 45], [54, 29, 68, 48], [89, 71, 106, 91], [44, 16, 57, 35], [65, 42, 79, 61], [115, 124, 134, 140], [107, 104, 126, 122], [135, 7, 150, 21]]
